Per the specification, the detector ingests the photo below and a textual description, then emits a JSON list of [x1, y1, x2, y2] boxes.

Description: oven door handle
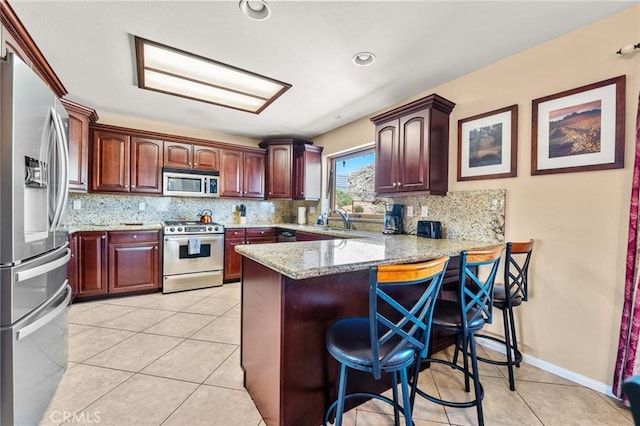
[[164, 235, 224, 244]]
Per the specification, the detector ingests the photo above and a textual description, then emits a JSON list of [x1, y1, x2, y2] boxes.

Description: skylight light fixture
[[134, 36, 291, 114], [239, 0, 271, 21]]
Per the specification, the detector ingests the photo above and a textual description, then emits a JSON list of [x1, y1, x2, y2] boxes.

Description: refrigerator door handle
[[50, 106, 69, 231], [16, 282, 71, 341], [15, 247, 70, 282]]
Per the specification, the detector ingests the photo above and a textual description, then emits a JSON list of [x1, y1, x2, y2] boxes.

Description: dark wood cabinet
[[76, 232, 108, 298], [260, 139, 323, 201], [224, 228, 245, 282], [220, 149, 266, 199], [293, 144, 322, 200], [91, 130, 163, 194], [371, 94, 455, 196], [130, 137, 163, 193], [108, 230, 160, 294], [91, 131, 130, 193], [295, 231, 335, 241], [224, 228, 276, 282], [164, 141, 219, 172], [265, 143, 292, 199], [62, 100, 97, 192]]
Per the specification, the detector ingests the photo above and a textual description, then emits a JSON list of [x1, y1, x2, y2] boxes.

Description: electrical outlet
[[73, 200, 81, 210], [271, 205, 275, 213], [310, 206, 316, 214], [138, 202, 145, 211], [406, 206, 414, 217], [421, 206, 429, 217]]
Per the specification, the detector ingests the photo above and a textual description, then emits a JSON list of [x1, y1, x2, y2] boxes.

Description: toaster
[[417, 220, 442, 239]]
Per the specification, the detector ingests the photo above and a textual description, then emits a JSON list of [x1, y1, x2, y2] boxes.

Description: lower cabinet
[[108, 231, 161, 294], [224, 228, 277, 282], [74, 230, 161, 300]]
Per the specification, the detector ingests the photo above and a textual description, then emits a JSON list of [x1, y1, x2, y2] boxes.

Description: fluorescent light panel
[[135, 37, 291, 113]]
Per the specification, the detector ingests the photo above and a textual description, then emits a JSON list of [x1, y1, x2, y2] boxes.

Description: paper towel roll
[[297, 206, 307, 225]]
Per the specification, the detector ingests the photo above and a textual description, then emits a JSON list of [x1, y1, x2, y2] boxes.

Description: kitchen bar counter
[[238, 235, 501, 426], [68, 223, 163, 233], [235, 234, 498, 279]]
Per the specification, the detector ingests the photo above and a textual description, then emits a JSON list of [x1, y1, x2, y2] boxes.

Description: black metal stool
[[476, 240, 534, 391], [410, 246, 503, 426]]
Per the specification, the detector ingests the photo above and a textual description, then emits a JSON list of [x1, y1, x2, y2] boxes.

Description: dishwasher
[[277, 229, 296, 242]]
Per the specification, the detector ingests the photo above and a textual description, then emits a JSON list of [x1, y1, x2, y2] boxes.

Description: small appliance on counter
[[199, 209, 213, 223], [297, 206, 307, 225], [417, 220, 443, 239], [383, 204, 404, 234]]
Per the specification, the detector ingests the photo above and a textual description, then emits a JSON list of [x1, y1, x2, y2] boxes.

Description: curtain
[[613, 93, 640, 401]]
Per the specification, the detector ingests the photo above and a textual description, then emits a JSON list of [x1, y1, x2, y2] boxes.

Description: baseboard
[[475, 338, 618, 399]]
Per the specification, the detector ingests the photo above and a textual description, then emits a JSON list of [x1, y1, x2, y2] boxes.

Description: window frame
[[328, 145, 384, 220]]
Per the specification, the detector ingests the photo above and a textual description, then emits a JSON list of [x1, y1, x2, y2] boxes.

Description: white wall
[[314, 6, 640, 386]]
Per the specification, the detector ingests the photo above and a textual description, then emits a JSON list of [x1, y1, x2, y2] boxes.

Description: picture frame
[[531, 75, 625, 175], [457, 104, 518, 181]]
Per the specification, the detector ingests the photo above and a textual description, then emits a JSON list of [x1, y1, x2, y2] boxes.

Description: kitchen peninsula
[[236, 234, 501, 426]]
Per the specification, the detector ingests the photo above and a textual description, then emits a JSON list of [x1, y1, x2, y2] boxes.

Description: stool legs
[[334, 364, 348, 426]]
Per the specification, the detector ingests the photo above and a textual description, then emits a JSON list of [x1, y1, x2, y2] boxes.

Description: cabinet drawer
[[225, 228, 246, 239], [245, 236, 277, 244], [108, 230, 160, 244], [245, 228, 276, 238]]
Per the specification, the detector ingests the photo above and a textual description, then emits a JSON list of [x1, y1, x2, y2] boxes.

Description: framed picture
[[457, 104, 518, 181], [531, 75, 625, 175]]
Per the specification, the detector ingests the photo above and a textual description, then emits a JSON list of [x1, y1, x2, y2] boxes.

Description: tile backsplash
[[67, 188, 504, 243]]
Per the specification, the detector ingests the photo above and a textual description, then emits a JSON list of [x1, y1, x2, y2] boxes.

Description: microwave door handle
[[49, 107, 69, 231]]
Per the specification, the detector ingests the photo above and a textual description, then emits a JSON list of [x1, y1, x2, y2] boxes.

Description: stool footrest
[[412, 358, 484, 408], [324, 392, 410, 426], [474, 334, 522, 366]]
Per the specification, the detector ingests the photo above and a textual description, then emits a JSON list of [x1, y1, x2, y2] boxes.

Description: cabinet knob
[[133, 235, 137, 239], [268, 192, 272, 195], [392, 182, 397, 187], [260, 231, 264, 234], [131, 185, 136, 188], [101, 235, 106, 239], [194, 163, 198, 166], [300, 191, 304, 195], [125, 184, 129, 188], [397, 182, 402, 186]]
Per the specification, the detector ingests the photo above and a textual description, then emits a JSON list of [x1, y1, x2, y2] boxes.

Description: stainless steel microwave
[[162, 168, 220, 198]]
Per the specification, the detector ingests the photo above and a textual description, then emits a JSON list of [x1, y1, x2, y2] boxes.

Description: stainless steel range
[[163, 221, 224, 294]]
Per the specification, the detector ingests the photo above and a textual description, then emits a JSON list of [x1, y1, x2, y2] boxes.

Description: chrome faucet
[[332, 208, 352, 230]]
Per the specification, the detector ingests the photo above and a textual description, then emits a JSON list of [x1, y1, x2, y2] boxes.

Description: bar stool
[[324, 256, 450, 426], [476, 240, 534, 391], [410, 246, 503, 426]]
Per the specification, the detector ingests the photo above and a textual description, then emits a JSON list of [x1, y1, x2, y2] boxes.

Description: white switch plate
[[406, 206, 414, 217], [421, 206, 429, 217], [138, 202, 145, 211], [270, 205, 275, 213], [310, 206, 316, 214], [73, 200, 81, 210]]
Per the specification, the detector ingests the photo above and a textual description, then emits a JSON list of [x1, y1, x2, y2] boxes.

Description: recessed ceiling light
[[352, 52, 376, 66], [134, 36, 291, 114], [239, 0, 271, 21]]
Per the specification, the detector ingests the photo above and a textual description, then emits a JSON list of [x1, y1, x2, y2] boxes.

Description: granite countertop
[[69, 223, 163, 232], [235, 234, 502, 280]]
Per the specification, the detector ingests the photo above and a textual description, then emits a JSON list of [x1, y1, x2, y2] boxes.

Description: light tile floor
[[40, 282, 634, 425]]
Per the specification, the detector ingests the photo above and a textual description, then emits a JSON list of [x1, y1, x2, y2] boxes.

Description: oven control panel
[[163, 221, 224, 235]]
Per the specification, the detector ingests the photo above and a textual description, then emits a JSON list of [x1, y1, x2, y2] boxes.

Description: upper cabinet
[[164, 141, 219, 172], [259, 139, 323, 201], [370, 94, 455, 196], [219, 148, 266, 199], [61, 99, 98, 193], [91, 128, 163, 194]]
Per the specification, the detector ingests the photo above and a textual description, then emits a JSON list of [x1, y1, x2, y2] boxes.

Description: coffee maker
[[383, 204, 404, 234]]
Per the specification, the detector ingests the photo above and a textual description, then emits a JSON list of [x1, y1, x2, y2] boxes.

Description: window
[[329, 147, 389, 217]]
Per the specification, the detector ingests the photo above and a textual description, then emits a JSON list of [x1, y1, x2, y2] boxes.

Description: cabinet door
[[77, 232, 108, 297], [219, 149, 243, 197], [108, 231, 160, 294], [266, 144, 292, 199], [164, 141, 193, 169], [294, 145, 322, 200], [193, 145, 219, 172], [398, 110, 430, 192], [66, 109, 89, 192], [92, 131, 131, 192], [131, 137, 163, 194], [243, 152, 266, 199], [224, 238, 244, 282], [375, 121, 400, 194]]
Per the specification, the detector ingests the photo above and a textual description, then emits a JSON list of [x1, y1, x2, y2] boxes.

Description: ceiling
[[10, 1, 636, 140]]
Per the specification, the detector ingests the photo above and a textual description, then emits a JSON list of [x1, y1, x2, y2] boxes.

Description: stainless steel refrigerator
[[0, 52, 71, 425]]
